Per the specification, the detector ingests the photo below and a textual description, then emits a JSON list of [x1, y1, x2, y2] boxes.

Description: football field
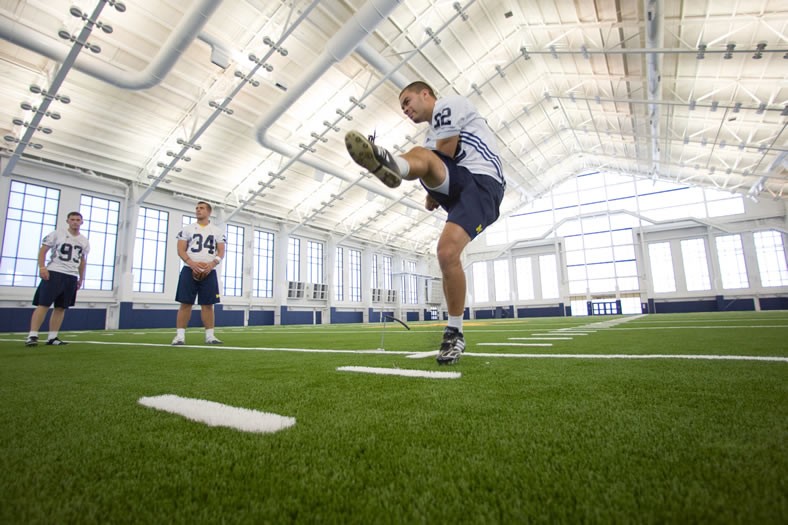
[[1, 311, 786, 524]]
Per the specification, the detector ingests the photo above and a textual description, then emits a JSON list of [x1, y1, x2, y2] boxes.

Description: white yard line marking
[[405, 350, 439, 359], [510, 337, 572, 340], [337, 366, 460, 379], [477, 342, 553, 347], [600, 325, 788, 330], [464, 353, 788, 362], [3, 339, 784, 363], [138, 394, 295, 433]]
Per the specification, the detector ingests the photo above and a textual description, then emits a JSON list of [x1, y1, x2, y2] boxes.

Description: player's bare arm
[[436, 135, 460, 158], [37, 244, 50, 280]]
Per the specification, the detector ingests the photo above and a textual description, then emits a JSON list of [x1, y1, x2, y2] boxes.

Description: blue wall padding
[[0, 307, 105, 332], [249, 310, 275, 326]]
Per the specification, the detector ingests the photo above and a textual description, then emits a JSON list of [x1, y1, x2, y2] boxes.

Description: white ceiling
[[1, 0, 786, 254]]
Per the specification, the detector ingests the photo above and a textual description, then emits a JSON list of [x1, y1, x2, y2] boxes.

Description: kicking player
[[345, 81, 505, 364], [26, 211, 90, 346], [172, 201, 225, 345]]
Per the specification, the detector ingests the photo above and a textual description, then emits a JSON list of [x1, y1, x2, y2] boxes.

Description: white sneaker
[[171, 336, 185, 346], [205, 337, 223, 345]]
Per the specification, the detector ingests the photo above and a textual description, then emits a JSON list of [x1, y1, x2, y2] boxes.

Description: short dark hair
[[197, 201, 212, 213], [67, 211, 83, 219], [400, 81, 436, 99]]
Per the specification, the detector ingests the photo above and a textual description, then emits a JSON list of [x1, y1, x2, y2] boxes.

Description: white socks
[[394, 156, 410, 178], [447, 315, 463, 333]]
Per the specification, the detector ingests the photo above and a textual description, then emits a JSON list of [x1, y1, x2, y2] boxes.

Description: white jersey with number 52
[[423, 94, 505, 187]]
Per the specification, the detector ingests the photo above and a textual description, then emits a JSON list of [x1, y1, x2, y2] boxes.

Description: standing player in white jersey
[[172, 201, 226, 345], [345, 81, 506, 365], [25, 211, 90, 346]]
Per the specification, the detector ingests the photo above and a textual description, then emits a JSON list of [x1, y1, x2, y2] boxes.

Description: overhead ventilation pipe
[[644, 0, 664, 177], [249, 0, 426, 213], [0, 0, 224, 90]]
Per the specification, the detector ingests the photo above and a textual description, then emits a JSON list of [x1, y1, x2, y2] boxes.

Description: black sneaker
[[46, 337, 68, 346], [345, 130, 403, 188], [436, 327, 465, 365], [25, 335, 39, 347]]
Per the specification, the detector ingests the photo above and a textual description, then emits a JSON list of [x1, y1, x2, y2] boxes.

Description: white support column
[[325, 236, 337, 324], [274, 224, 290, 325], [107, 185, 141, 330]]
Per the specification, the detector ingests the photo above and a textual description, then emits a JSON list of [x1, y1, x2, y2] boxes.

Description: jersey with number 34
[[42, 229, 90, 277], [177, 222, 226, 263]]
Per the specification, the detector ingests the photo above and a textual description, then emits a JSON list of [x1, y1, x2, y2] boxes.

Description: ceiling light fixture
[[425, 28, 441, 45], [724, 43, 735, 59], [234, 70, 260, 87], [11, 118, 53, 134], [349, 96, 366, 110], [335, 109, 352, 121], [4, 135, 43, 149], [176, 138, 202, 150], [208, 100, 233, 115], [29, 85, 70, 104], [19, 103, 60, 119], [107, 0, 126, 12], [262, 36, 288, 56], [453, 2, 469, 21], [166, 151, 191, 162], [247, 54, 273, 72], [753, 42, 766, 59], [69, 6, 113, 33], [57, 28, 101, 53]]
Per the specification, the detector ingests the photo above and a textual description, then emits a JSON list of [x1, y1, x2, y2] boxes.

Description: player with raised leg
[[345, 81, 506, 365], [172, 201, 226, 345]]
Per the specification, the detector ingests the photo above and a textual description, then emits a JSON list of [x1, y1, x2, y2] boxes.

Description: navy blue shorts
[[32, 271, 78, 308], [421, 151, 505, 239], [175, 266, 221, 305]]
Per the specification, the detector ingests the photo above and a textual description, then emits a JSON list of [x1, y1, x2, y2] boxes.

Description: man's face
[[195, 204, 210, 219], [399, 89, 432, 124], [66, 215, 83, 230]]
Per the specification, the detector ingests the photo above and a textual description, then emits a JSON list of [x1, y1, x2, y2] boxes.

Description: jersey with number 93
[[177, 222, 226, 264], [42, 229, 91, 277]]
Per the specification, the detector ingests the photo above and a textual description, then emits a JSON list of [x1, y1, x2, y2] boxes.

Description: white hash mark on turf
[[138, 395, 295, 434], [337, 366, 460, 379], [477, 342, 553, 347]]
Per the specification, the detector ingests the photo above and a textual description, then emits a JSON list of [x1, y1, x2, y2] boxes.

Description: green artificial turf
[[1, 312, 786, 524]]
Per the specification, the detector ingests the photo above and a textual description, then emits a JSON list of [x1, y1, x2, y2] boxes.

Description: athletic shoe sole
[[345, 131, 402, 188], [436, 353, 461, 365]]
